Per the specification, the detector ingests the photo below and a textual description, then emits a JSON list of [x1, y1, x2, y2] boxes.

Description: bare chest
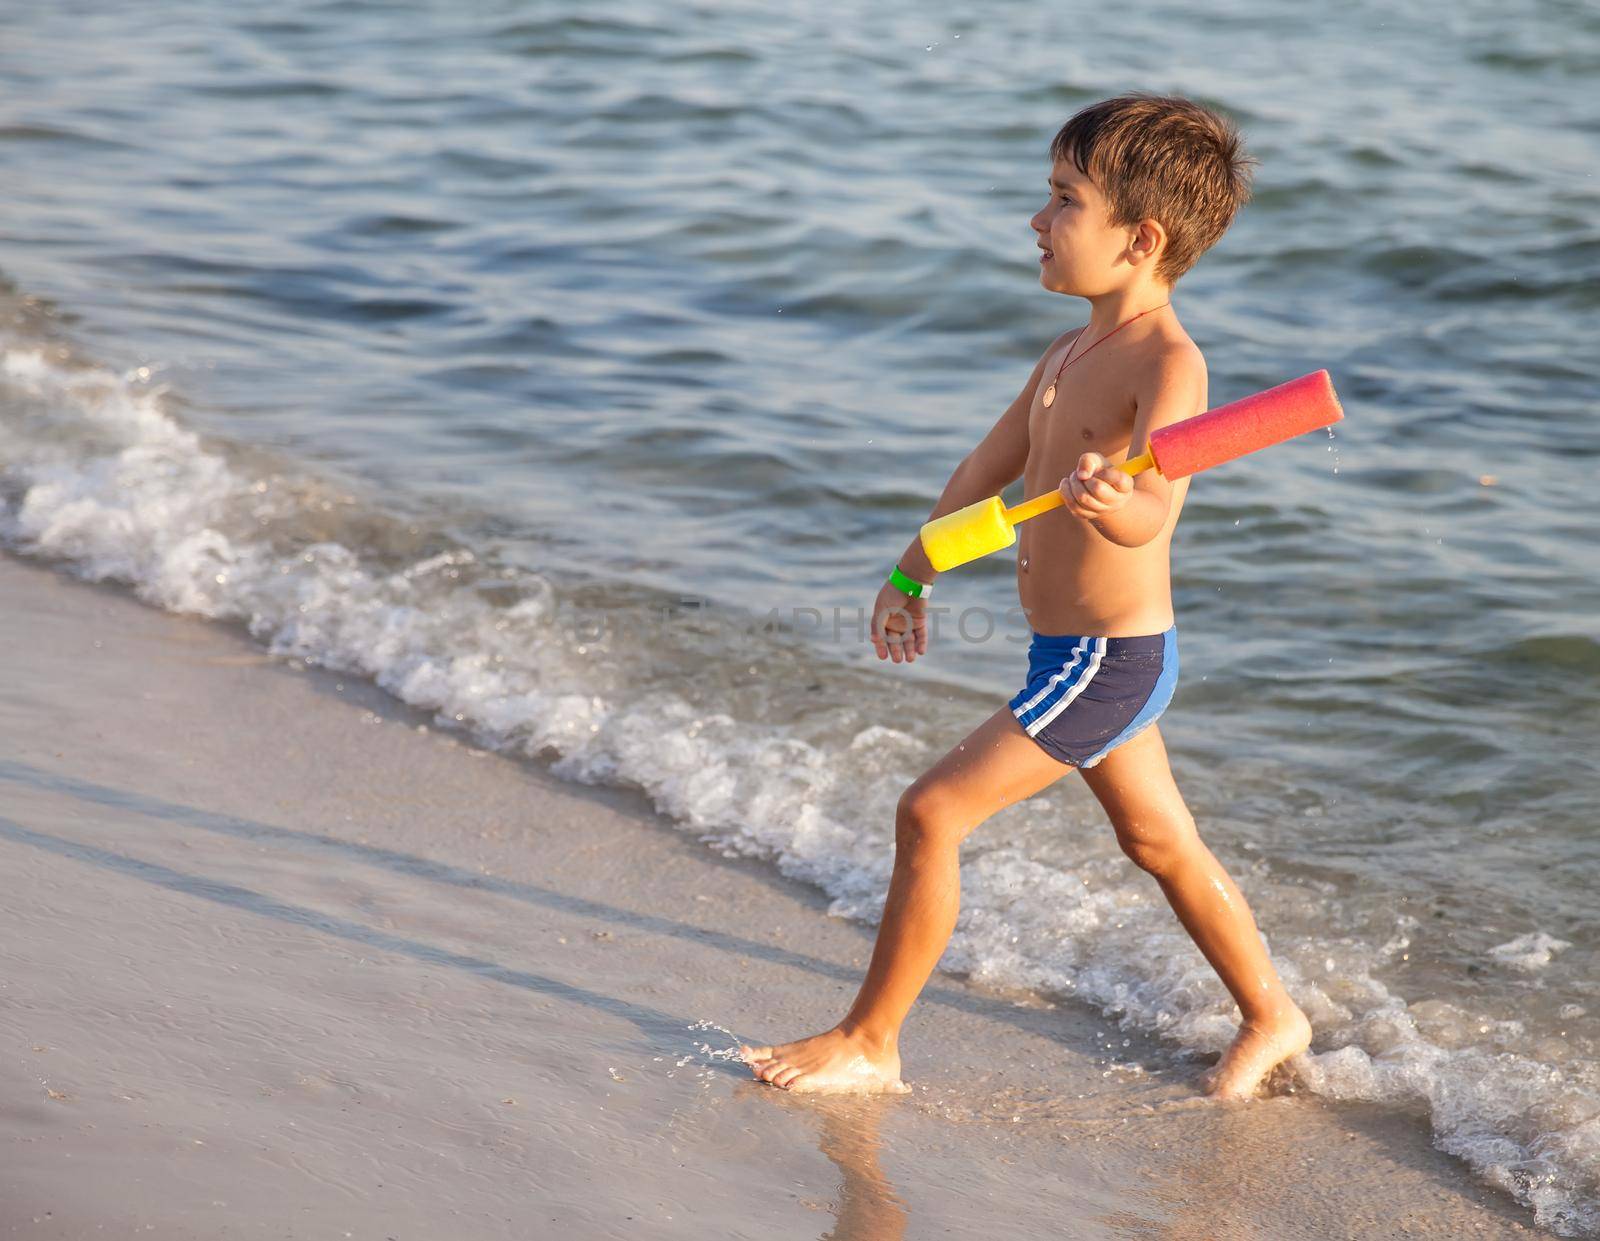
[[1025, 363, 1137, 486]]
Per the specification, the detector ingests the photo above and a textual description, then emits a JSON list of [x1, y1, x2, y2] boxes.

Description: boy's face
[[1030, 155, 1136, 297]]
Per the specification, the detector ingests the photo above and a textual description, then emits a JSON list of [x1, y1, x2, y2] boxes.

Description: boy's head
[[1032, 92, 1255, 295]]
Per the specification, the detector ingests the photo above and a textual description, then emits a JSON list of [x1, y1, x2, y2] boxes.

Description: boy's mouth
[[1038, 247, 1054, 263]]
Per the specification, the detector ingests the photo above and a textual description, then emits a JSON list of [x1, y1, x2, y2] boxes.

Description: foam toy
[[919, 370, 1344, 572]]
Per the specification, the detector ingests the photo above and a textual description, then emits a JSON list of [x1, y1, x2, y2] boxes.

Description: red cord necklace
[[1040, 302, 1169, 408]]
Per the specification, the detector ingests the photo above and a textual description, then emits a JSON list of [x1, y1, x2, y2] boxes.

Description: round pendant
[[1041, 384, 1056, 408]]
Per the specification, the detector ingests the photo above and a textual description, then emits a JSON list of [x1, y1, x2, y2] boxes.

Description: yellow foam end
[[919, 497, 1015, 572]]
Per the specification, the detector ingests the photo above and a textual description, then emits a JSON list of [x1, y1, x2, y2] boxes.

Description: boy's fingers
[[1077, 451, 1106, 477], [1102, 467, 1133, 493], [1071, 475, 1107, 511], [1070, 483, 1109, 516]]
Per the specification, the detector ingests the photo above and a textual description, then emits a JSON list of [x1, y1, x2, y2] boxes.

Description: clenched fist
[[1059, 452, 1134, 520]]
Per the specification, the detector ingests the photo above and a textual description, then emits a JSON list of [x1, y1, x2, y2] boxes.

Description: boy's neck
[[1080, 281, 1175, 337]]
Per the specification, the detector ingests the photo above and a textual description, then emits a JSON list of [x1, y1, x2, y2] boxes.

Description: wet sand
[[0, 550, 1540, 1239]]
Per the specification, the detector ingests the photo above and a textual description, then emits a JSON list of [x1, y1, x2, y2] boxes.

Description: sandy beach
[[0, 548, 1544, 1239]]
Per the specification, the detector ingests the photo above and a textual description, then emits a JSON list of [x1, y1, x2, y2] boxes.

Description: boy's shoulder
[[1137, 314, 1206, 371], [1128, 321, 1208, 426], [1036, 315, 1208, 411]]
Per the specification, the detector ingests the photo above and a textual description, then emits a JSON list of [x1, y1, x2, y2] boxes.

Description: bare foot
[[739, 1028, 909, 1095], [1200, 1005, 1313, 1101]]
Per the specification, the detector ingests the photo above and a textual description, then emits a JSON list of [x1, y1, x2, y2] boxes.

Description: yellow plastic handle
[[1000, 448, 1156, 523]]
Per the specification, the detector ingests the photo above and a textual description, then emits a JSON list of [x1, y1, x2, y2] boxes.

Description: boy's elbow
[[1130, 508, 1171, 546], [1101, 495, 1169, 546]]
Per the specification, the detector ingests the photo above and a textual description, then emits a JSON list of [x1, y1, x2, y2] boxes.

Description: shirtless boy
[[740, 93, 1313, 1100]]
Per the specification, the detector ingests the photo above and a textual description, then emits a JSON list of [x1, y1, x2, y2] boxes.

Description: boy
[[740, 93, 1312, 1100]]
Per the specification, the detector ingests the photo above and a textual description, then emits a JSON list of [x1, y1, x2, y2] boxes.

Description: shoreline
[[0, 548, 1538, 1239]]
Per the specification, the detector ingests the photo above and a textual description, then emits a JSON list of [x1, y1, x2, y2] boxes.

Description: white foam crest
[[2, 345, 1596, 1235], [1489, 931, 1573, 973]]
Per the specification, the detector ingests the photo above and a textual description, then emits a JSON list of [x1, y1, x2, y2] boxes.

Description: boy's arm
[[893, 341, 1061, 581], [1059, 346, 1206, 547]]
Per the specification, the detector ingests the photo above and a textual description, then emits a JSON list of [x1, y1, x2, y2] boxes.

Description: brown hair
[[1051, 93, 1256, 285]]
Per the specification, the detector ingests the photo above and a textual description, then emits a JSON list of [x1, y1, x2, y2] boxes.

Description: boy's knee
[[895, 783, 964, 854], [1115, 816, 1201, 876]]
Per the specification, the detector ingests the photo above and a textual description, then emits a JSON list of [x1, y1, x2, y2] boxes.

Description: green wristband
[[888, 564, 933, 599]]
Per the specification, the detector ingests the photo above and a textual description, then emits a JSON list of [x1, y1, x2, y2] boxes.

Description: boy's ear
[[1127, 217, 1167, 268]]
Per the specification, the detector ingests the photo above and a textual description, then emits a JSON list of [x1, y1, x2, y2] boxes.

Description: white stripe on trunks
[[1025, 637, 1106, 737], [1014, 637, 1089, 716]]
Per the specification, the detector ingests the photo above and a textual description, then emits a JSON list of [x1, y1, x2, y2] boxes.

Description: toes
[[757, 1060, 789, 1084], [740, 1045, 772, 1063], [773, 1067, 805, 1090]]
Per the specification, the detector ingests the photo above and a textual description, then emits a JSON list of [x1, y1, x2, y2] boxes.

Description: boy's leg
[[740, 704, 1073, 1093], [1077, 724, 1312, 1099]]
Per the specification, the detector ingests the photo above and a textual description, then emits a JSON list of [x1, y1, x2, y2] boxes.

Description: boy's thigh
[[1076, 724, 1190, 829], [904, 705, 1073, 829]]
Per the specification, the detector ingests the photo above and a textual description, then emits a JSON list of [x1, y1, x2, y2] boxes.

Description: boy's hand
[[871, 580, 929, 664], [1059, 452, 1134, 520]]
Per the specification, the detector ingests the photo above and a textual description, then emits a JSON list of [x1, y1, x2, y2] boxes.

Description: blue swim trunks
[[1007, 626, 1179, 768]]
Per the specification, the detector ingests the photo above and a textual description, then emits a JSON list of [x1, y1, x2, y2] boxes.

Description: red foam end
[[1149, 370, 1344, 481]]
